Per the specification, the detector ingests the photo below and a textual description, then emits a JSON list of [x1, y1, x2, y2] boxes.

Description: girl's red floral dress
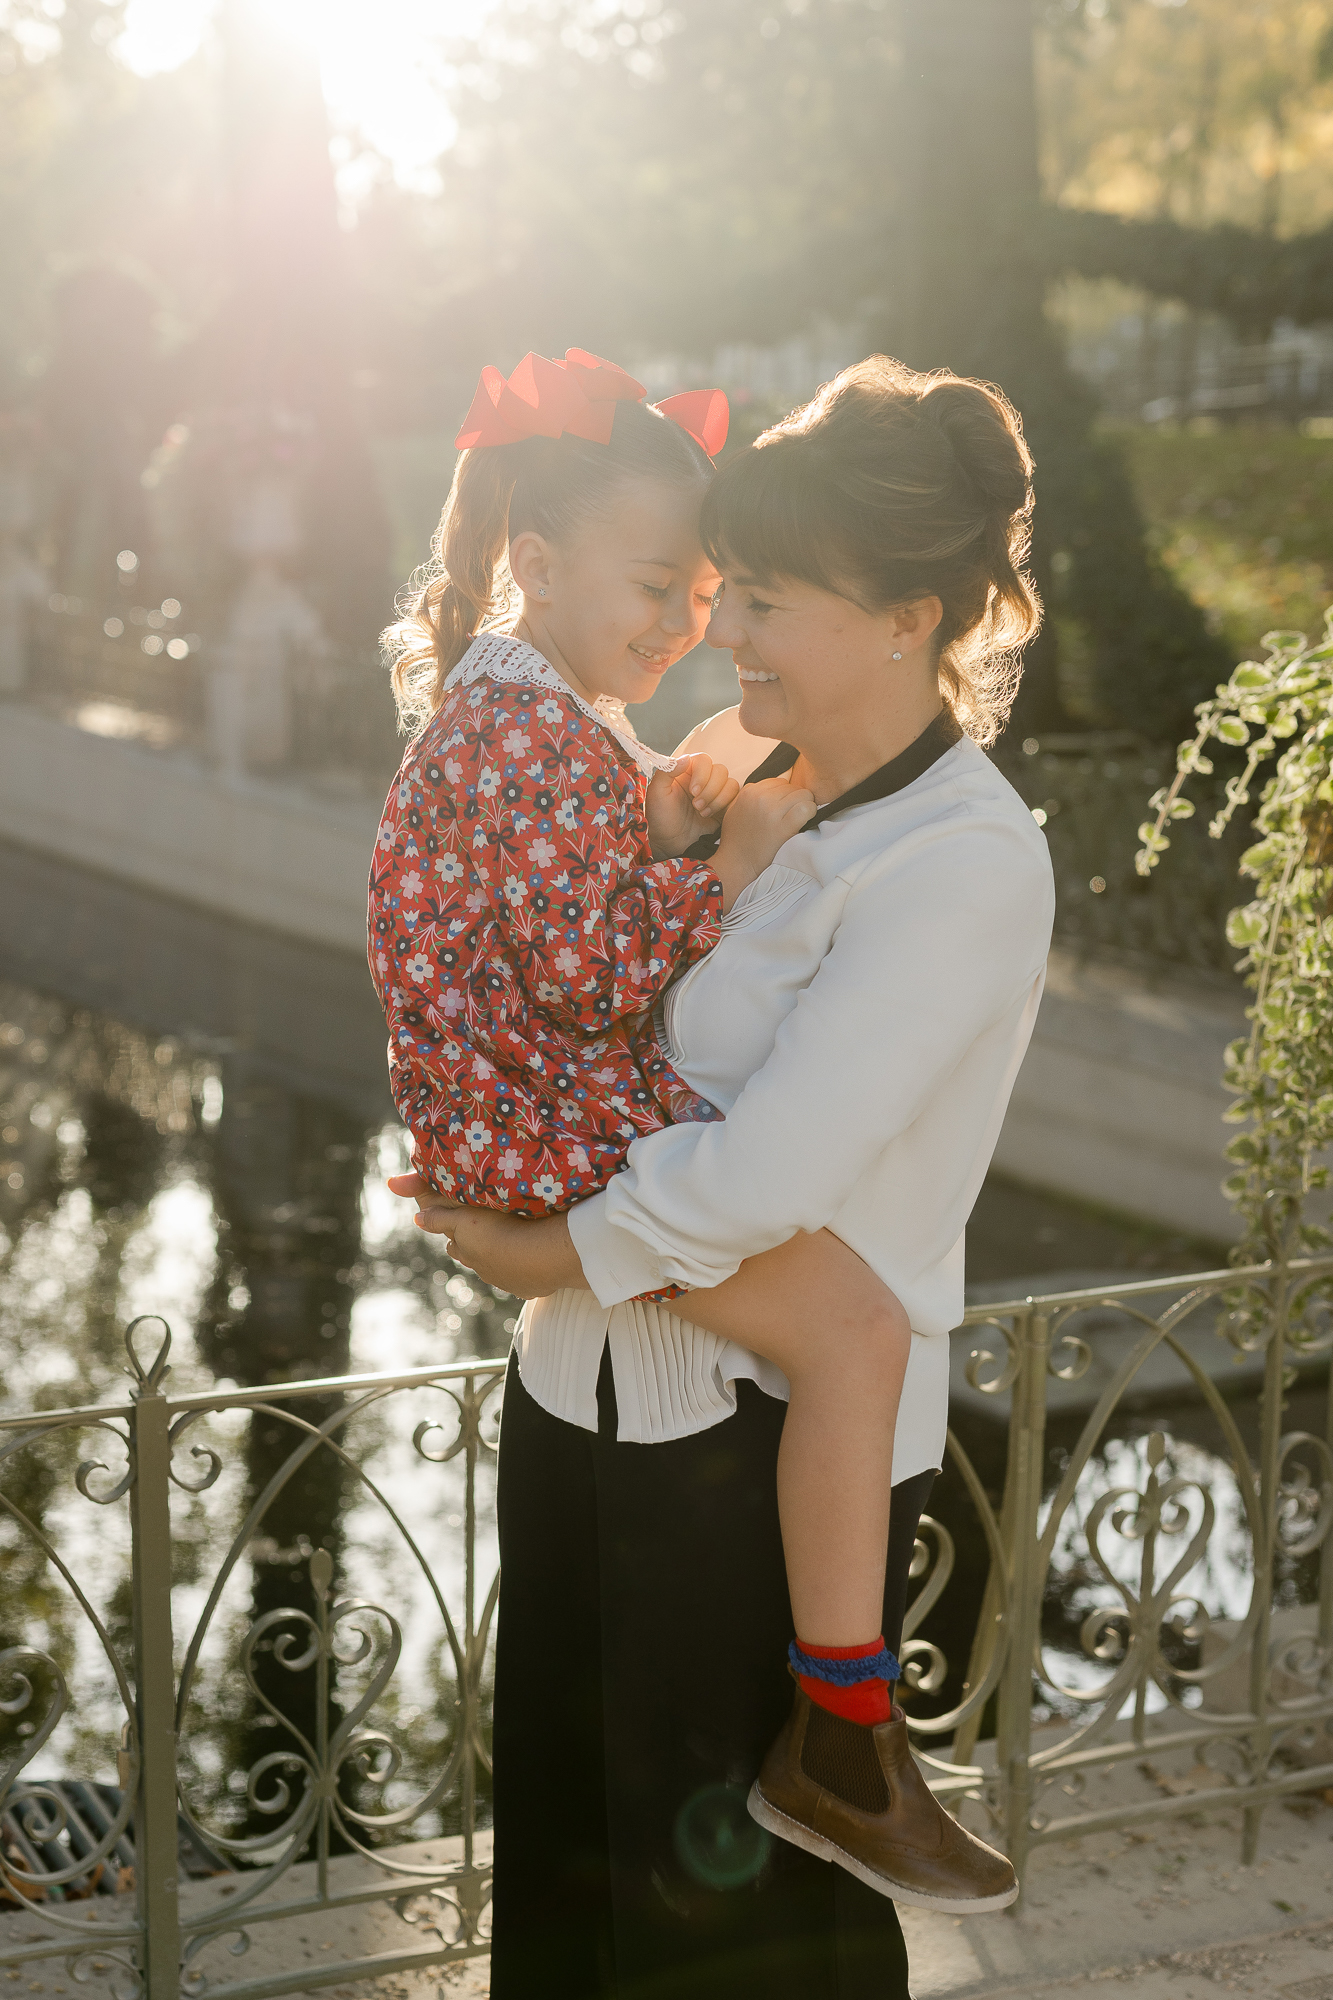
[[369, 633, 724, 1217]]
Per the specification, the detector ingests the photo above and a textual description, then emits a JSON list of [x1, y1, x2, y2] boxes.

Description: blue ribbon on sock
[[788, 1641, 902, 1686]]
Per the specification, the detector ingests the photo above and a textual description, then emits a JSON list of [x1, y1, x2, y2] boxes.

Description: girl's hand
[[646, 754, 740, 858], [712, 774, 816, 911], [386, 1174, 589, 1298]]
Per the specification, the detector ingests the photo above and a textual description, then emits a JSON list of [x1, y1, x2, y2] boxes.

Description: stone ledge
[[995, 947, 1250, 1242], [0, 705, 380, 956]]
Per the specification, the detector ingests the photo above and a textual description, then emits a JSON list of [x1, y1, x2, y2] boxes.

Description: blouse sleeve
[[566, 815, 1054, 1303], [439, 685, 723, 1038]]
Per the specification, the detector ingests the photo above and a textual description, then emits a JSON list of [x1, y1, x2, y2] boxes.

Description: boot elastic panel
[[799, 1702, 890, 1814]]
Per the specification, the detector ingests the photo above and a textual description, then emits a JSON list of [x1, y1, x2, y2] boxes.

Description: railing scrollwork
[[0, 1255, 1330, 1987]]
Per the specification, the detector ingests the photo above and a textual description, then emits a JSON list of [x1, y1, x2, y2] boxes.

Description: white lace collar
[[442, 630, 678, 780]]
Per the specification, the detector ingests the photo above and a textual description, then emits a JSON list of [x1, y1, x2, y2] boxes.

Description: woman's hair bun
[[917, 376, 1033, 521]]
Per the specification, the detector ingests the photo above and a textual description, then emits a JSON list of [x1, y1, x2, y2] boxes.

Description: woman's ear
[[510, 530, 554, 602], [889, 596, 944, 656]]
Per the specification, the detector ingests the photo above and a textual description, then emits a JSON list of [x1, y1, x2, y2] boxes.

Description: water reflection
[[0, 843, 514, 1847]]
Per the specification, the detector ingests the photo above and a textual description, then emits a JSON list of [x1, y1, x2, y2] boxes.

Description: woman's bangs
[[700, 452, 843, 594]]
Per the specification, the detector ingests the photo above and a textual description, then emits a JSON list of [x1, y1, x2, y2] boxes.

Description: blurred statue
[[0, 418, 46, 696], [207, 563, 324, 779]]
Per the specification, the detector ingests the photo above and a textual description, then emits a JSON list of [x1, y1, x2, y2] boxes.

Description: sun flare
[[118, 0, 491, 187]]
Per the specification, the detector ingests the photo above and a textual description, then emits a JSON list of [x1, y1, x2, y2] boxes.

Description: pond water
[[0, 837, 1321, 1853]]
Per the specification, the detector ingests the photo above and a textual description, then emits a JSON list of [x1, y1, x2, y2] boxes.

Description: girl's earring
[[891, 650, 903, 661], [539, 588, 547, 597]]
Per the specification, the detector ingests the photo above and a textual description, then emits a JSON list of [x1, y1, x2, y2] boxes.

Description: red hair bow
[[455, 349, 729, 459], [655, 389, 729, 458]]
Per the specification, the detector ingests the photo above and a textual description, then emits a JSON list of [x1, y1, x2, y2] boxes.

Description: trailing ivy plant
[[1136, 608, 1333, 1348]]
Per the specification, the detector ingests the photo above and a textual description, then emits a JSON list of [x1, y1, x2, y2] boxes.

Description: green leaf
[[1226, 905, 1267, 948], [1147, 599, 1333, 1247]]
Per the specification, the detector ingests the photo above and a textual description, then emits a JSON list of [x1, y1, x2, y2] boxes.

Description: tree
[[386, 0, 1249, 738], [1040, 0, 1333, 239]]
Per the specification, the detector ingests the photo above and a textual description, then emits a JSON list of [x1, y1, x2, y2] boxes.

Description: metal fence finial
[[124, 1317, 173, 1396]]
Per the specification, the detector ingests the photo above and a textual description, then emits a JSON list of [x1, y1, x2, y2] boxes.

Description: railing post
[[462, 1371, 478, 1876], [129, 1353, 181, 1997], [995, 1306, 1050, 1895], [1244, 1268, 1289, 1865]]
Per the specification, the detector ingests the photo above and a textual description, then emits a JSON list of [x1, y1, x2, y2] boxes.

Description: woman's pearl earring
[[891, 650, 903, 661]]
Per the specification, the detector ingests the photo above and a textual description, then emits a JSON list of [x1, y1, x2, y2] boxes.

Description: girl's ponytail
[[385, 446, 521, 735]]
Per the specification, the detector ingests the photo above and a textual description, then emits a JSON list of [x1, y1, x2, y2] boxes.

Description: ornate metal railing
[[0, 1326, 504, 1997], [1, 1257, 1330, 1993], [918, 1253, 1333, 1882]]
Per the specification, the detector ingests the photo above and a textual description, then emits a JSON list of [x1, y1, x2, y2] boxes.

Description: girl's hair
[[700, 356, 1040, 746], [386, 398, 713, 733]]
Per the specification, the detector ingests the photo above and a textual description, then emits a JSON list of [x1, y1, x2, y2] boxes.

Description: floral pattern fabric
[[369, 634, 725, 1217]]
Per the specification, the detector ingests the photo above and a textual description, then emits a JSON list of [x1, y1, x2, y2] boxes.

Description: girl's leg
[[686, 1251, 1019, 1912], [668, 1229, 910, 1645]]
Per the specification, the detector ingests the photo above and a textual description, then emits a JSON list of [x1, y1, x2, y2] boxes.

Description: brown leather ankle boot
[[747, 1684, 1018, 1912]]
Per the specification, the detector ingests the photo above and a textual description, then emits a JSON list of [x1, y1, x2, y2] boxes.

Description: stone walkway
[[4, 1790, 1330, 1997], [904, 1786, 1333, 1997]]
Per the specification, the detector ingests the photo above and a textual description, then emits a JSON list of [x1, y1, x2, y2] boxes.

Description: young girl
[[371, 349, 815, 1217], [370, 348, 1004, 1902]]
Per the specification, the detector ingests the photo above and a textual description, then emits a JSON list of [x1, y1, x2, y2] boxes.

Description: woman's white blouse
[[515, 727, 1055, 1484]]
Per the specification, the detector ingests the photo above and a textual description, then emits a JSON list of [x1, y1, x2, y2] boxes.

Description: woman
[[394, 356, 1056, 1998]]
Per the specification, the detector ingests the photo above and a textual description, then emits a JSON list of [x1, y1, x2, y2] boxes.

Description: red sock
[[795, 1636, 894, 1727]]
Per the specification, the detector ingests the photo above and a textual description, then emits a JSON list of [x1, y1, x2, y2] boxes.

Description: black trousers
[[490, 1348, 934, 2000]]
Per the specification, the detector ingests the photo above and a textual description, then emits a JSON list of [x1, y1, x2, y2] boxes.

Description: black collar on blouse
[[686, 706, 963, 860]]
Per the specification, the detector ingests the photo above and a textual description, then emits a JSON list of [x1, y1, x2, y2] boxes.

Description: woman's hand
[[646, 754, 739, 858], [386, 1174, 590, 1298]]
